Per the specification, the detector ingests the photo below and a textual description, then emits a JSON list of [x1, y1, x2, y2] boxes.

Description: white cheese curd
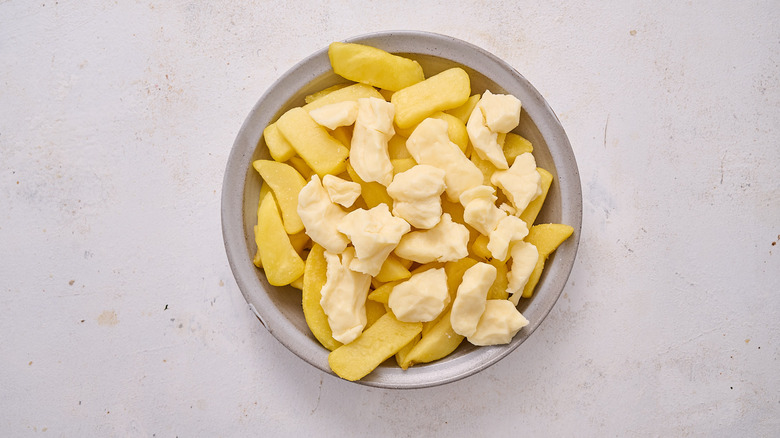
[[487, 215, 529, 262], [386, 164, 447, 229], [308, 101, 359, 130], [507, 241, 539, 305], [394, 213, 469, 263], [450, 262, 497, 338], [296, 175, 349, 254], [490, 152, 542, 215], [319, 247, 372, 344], [467, 299, 529, 346], [466, 93, 508, 170], [459, 185, 506, 236], [405, 118, 482, 202], [322, 174, 361, 208], [479, 90, 522, 133], [349, 97, 395, 186], [337, 203, 411, 276], [498, 202, 517, 215], [388, 267, 450, 322]]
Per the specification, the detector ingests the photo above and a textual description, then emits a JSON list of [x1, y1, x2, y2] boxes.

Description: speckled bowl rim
[[222, 31, 582, 389]]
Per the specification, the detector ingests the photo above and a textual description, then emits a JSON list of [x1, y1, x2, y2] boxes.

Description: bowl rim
[[221, 30, 582, 389]]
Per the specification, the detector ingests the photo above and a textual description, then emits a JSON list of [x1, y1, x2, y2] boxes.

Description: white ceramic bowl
[[222, 31, 582, 388]]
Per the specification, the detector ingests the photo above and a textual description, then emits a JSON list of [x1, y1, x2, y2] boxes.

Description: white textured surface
[[2, 1, 779, 436]]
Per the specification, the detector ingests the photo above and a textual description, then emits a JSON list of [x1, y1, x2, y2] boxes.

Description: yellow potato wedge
[[305, 83, 350, 104], [302, 244, 342, 351], [330, 125, 353, 149], [445, 93, 481, 124], [391, 157, 417, 175], [290, 275, 304, 290], [519, 168, 553, 227], [365, 299, 387, 329], [302, 83, 384, 112], [276, 108, 349, 177], [263, 123, 297, 163], [375, 254, 412, 283], [503, 133, 533, 166], [253, 184, 273, 268], [521, 224, 574, 298], [328, 42, 425, 91], [286, 156, 314, 181], [391, 67, 471, 129], [387, 134, 410, 159], [470, 234, 493, 262], [256, 194, 305, 286], [253, 160, 306, 234], [367, 281, 400, 305], [401, 309, 464, 369], [470, 149, 498, 186], [328, 312, 422, 381], [395, 333, 421, 368], [486, 258, 509, 300], [346, 161, 393, 209]]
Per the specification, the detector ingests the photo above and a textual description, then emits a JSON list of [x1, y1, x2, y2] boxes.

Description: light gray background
[[2, 1, 778, 436]]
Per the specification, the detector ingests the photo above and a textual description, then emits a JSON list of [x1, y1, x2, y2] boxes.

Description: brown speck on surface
[[745, 339, 750, 343], [630, 29, 637, 36], [80, 319, 85, 323], [68, 280, 75, 286], [219, 280, 224, 287], [97, 310, 119, 326], [28, 361, 32, 366]]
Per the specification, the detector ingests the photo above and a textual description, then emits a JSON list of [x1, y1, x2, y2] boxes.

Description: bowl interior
[[223, 31, 582, 388]]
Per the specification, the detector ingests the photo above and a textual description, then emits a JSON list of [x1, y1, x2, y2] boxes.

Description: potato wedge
[[375, 254, 412, 283], [253, 184, 273, 268], [367, 281, 399, 305], [286, 156, 314, 181], [256, 194, 305, 286], [305, 83, 350, 104], [387, 134, 410, 159], [391, 157, 417, 175], [401, 310, 464, 369], [329, 42, 425, 91], [276, 107, 349, 177], [391, 67, 470, 129], [302, 244, 342, 351], [346, 161, 393, 209], [253, 160, 306, 234], [395, 333, 421, 368], [263, 123, 296, 162], [446, 93, 481, 124], [328, 312, 422, 381], [503, 133, 533, 166], [486, 258, 509, 300], [365, 299, 387, 329], [521, 224, 574, 298], [519, 168, 553, 227]]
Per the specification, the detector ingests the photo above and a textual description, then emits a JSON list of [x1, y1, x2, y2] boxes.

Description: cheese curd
[[507, 241, 539, 305], [319, 247, 372, 344], [297, 175, 349, 253], [459, 185, 506, 236], [487, 215, 529, 261], [308, 101, 359, 130], [490, 152, 542, 215], [388, 267, 449, 322], [405, 117, 482, 202], [322, 174, 361, 208], [349, 97, 395, 186], [386, 164, 446, 229], [467, 299, 529, 346], [466, 90, 522, 170], [337, 204, 411, 276], [450, 262, 497, 337], [394, 213, 469, 263], [479, 90, 522, 133]]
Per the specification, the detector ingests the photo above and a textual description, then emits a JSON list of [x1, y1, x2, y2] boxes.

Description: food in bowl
[[250, 42, 573, 381]]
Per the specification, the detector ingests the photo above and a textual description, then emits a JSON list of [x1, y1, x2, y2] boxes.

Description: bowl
[[221, 31, 582, 389]]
